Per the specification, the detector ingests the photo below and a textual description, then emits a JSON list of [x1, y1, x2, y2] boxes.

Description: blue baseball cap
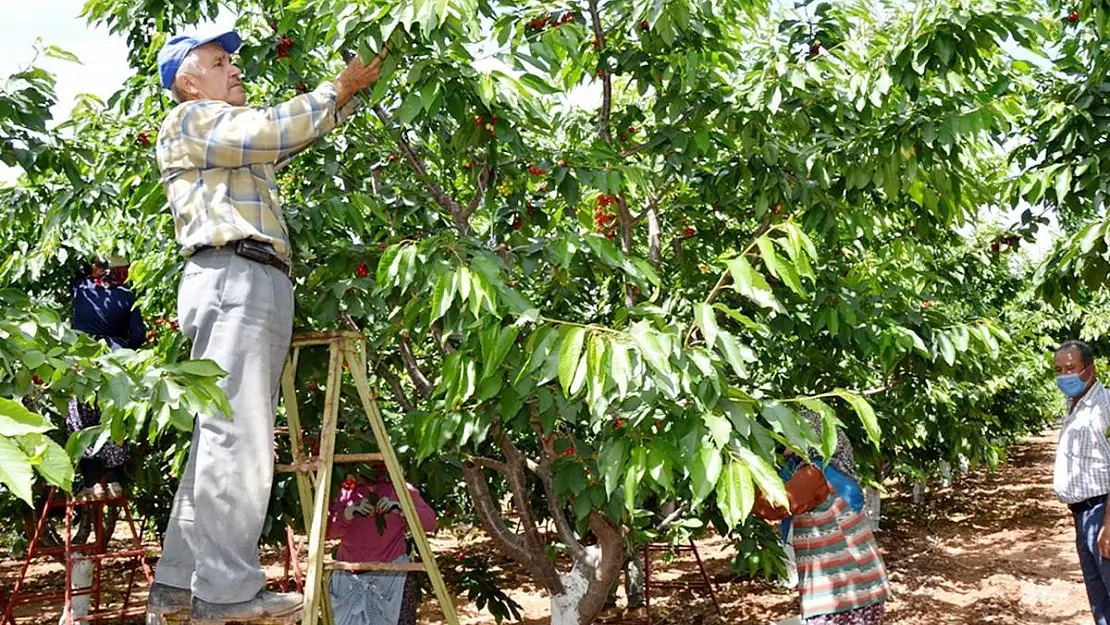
[[157, 31, 242, 89]]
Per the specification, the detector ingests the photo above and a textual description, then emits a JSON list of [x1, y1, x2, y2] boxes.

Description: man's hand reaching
[[335, 48, 387, 109]]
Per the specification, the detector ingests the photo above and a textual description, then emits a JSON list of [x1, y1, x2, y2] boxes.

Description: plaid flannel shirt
[[1054, 380, 1110, 504], [157, 82, 351, 263]]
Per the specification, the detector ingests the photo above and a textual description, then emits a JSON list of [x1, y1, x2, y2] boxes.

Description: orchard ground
[[1, 431, 1089, 625]]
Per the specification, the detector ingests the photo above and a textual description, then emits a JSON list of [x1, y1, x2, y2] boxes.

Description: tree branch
[[501, 435, 565, 593], [528, 420, 588, 562], [655, 503, 687, 532], [464, 163, 492, 221], [588, 0, 612, 144], [377, 359, 416, 413], [577, 512, 626, 624], [398, 336, 433, 398], [462, 460, 533, 569], [646, 205, 661, 266], [373, 104, 470, 234]]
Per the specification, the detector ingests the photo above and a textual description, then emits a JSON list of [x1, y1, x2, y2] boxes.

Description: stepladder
[[275, 330, 460, 625]]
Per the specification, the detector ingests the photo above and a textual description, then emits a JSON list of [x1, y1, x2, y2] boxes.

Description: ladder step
[[162, 610, 301, 624], [276, 453, 383, 473], [29, 542, 112, 558], [326, 561, 427, 573], [48, 494, 129, 508], [291, 330, 361, 347], [73, 606, 149, 622], [71, 548, 147, 562]]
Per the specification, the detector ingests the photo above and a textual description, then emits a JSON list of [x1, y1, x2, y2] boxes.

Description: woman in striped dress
[[755, 410, 892, 624]]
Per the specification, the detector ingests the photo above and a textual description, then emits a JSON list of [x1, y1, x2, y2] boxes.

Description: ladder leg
[[345, 341, 460, 625], [3, 488, 58, 624], [688, 539, 721, 615], [301, 341, 344, 625], [280, 357, 316, 535], [64, 497, 74, 625]]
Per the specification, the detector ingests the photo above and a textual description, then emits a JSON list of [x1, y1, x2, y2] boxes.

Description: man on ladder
[[146, 29, 387, 624]]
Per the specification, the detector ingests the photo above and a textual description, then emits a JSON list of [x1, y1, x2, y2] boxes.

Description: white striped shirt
[[1054, 380, 1110, 504]]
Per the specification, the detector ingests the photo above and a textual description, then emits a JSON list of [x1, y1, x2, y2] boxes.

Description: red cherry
[[595, 68, 605, 77], [138, 131, 150, 146], [378, 242, 388, 250], [538, 184, 548, 192], [768, 277, 779, 287], [32, 374, 43, 386], [921, 301, 932, 309], [269, 22, 278, 31], [613, 419, 624, 429], [402, 330, 409, 340], [592, 38, 602, 49], [683, 227, 695, 236], [475, 115, 483, 126], [1068, 10, 1080, 22], [563, 448, 575, 457], [356, 262, 369, 278], [277, 48, 289, 58], [389, 155, 399, 162], [295, 84, 307, 93], [307, 383, 318, 393], [628, 126, 637, 134], [620, 135, 628, 142], [640, 20, 649, 29], [991, 241, 1000, 252], [655, 421, 664, 430], [280, 37, 293, 48], [155, 317, 165, 325], [558, 160, 569, 167], [464, 161, 473, 170]]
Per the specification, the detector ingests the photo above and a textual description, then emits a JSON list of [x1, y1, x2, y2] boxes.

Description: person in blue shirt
[[66, 256, 145, 500]]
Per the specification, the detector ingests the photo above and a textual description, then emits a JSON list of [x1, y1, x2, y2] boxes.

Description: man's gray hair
[[1057, 340, 1095, 368], [169, 49, 201, 103]]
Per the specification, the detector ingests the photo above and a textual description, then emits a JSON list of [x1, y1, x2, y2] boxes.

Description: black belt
[[1069, 494, 1107, 513], [193, 240, 293, 279]]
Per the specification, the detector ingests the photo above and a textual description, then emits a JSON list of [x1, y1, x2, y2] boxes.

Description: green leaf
[[0, 436, 34, 505], [610, 340, 631, 399], [430, 269, 457, 322], [936, 332, 956, 366], [558, 327, 587, 396], [647, 441, 673, 491], [398, 91, 425, 124], [166, 360, 227, 378], [21, 433, 73, 491], [629, 321, 670, 375], [834, 389, 880, 446], [726, 256, 783, 312], [694, 303, 719, 348], [736, 445, 787, 508], [691, 447, 723, 504], [624, 447, 647, 511], [0, 397, 54, 437], [717, 331, 755, 379], [600, 437, 628, 496], [717, 461, 755, 528], [799, 398, 841, 461]]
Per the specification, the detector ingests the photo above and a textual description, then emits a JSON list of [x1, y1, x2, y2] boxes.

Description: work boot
[[105, 482, 124, 499], [190, 591, 303, 625], [145, 583, 191, 624]]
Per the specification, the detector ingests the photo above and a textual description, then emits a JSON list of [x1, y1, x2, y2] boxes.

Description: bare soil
[[1, 432, 1091, 624]]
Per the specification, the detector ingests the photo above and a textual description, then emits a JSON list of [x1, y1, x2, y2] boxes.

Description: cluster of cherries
[[527, 12, 575, 31], [146, 316, 179, 344], [474, 114, 499, 138], [991, 234, 1022, 253], [594, 194, 619, 239]]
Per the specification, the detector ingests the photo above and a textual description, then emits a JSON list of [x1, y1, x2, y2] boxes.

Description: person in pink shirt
[[327, 463, 436, 625]]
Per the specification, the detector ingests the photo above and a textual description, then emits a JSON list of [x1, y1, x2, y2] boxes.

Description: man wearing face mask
[[1053, 340, 1110, 625]]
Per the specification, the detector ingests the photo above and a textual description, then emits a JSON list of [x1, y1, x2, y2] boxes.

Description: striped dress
[[793, 409, 891, 623]]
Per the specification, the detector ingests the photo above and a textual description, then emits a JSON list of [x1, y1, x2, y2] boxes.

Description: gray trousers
[[153, 249, 293, 604]]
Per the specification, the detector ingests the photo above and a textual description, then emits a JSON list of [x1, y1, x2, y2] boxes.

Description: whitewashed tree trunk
[[939, 460, 953, 488], [913, 478, 926, 504], [58, 561, 93, 625], [864, 486, 882, 532], [549, 547, 599, 625]]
